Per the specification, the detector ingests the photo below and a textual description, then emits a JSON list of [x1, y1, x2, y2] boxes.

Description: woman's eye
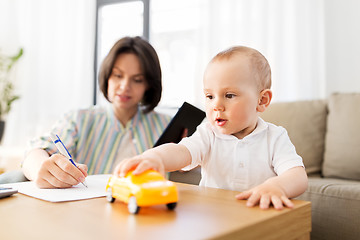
[[113, 73, 122, 78], [134, 78, 144, 83], [206, 95, 213, 100]]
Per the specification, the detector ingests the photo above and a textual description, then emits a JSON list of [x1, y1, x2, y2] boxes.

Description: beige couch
[[170, 92, 360, 240]]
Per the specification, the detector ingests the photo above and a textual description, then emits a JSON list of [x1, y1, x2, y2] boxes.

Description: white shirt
[[179, 117, 304, 191]]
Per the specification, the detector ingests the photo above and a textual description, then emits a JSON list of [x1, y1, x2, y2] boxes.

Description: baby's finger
[[113, 162, 123, 176], [181, 128, 188, 138], [246, 192, 261, 207], [281, 196, 294, 208], [259, 194, 271, 209], [133, 160, 156, 175], [158, 163, 165, 177], [119, 158, 142, 177], [235, 191, 251, 200], [271, 195, 284, 210]]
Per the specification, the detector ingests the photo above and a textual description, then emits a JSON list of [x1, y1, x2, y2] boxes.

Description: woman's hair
[[99, 36, 162, 113]]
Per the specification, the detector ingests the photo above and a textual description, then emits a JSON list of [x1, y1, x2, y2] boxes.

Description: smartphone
[[154, 102, 206, 147], [0, 187, 18, 199]]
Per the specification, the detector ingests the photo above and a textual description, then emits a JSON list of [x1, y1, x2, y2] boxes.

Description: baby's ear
[[256, 89, 272, 112]]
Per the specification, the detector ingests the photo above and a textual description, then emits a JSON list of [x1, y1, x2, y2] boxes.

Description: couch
[[169, 93, 360, 240]]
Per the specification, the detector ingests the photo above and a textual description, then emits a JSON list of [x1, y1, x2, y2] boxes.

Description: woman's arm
[[22, 148, 49, 181]]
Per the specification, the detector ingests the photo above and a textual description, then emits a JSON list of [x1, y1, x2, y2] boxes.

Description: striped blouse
[[28, 105, 171, 175]]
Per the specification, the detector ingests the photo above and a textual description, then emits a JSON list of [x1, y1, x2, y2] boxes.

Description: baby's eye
[[225, 93, 235, 99], [205, 94, 213, 100]]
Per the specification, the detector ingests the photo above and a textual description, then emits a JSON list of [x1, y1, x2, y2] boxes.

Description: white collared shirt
[[179, 117, 304, 191]]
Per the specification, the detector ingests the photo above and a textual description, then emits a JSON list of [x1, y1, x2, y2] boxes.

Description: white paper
[[0, 174, 111, 202]]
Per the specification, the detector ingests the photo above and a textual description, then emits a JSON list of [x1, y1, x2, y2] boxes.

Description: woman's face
[[108, 53, 148, 115]]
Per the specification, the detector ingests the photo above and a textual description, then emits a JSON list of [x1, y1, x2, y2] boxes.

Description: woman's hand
[[34, 154, 88, 188]]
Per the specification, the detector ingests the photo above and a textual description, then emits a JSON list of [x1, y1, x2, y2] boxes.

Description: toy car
[[105, 170, 178, 214]]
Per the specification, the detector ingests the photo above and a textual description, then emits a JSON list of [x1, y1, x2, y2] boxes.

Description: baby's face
[[203, 55, 260, 139]]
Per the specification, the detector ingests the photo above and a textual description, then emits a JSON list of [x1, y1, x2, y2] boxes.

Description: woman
[[22, 36, 171, 188]]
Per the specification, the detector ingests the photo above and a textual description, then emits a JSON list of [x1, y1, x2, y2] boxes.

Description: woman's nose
[[119, 78, 130, 91]]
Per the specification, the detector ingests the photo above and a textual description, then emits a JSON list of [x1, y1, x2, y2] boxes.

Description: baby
[[115, 46, 308, 210]]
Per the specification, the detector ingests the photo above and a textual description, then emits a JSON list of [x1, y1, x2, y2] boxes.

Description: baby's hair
[[212, 46, 271, 91]]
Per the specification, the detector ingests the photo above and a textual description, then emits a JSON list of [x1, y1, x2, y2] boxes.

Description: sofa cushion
[[323, 93, 360, 180], [260, 100, 327, 175], [296, 177, 360, 240]]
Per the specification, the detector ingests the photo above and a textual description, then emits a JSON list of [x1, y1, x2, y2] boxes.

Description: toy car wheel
[[106, 188, 115, 203], [128, 196, 140, 214], [166, 202, 177, 210]]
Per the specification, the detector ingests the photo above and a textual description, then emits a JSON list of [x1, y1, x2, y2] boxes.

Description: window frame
[[94, 0, 150, 104]]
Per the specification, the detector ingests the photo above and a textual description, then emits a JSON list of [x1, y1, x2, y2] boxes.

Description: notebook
[[0, 174, 110, 202]]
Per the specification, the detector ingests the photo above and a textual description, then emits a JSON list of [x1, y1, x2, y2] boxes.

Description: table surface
[[0, 183, 311, 240]]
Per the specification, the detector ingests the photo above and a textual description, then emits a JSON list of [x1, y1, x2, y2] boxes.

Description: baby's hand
[[235, 180, 294, 210], [114, 153, 165, 177]]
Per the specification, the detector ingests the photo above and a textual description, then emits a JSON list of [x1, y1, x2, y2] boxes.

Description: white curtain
[[152, 0, 325, 108], [1, 0, 325, 149], [0, 0, 96, 149], [205, 0, 325, 103]]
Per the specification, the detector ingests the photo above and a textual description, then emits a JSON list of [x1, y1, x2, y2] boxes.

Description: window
[[149, 0, 207, 109], [95, 0, 149, 105], [96, 0, 325, 111]]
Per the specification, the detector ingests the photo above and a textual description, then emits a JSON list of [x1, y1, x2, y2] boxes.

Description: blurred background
[[0, 0, 360, 153]]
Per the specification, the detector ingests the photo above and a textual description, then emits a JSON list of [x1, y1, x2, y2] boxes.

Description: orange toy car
[[106, 170, 178, 214]]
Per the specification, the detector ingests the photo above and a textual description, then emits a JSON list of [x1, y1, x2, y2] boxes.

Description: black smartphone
[[154, 102, 206, 147]]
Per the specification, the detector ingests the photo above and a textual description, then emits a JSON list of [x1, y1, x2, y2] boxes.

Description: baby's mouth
[[215, 118, 227, 126]]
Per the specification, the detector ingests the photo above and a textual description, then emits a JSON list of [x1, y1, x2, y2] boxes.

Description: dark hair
[[99, 36, 162, 113]]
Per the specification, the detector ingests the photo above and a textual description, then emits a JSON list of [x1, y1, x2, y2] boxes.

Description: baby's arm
[[114, 143, 192, 177], [236, 166, 308, 210]]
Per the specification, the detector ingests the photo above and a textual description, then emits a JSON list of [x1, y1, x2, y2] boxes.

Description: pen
[[50, 132, 88, 188]]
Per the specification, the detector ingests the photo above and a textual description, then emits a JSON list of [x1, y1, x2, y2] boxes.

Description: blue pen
[[50, 133, 88, 187]]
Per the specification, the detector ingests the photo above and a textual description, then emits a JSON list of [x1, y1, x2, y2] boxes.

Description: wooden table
[[0, 183, 311, 240]]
